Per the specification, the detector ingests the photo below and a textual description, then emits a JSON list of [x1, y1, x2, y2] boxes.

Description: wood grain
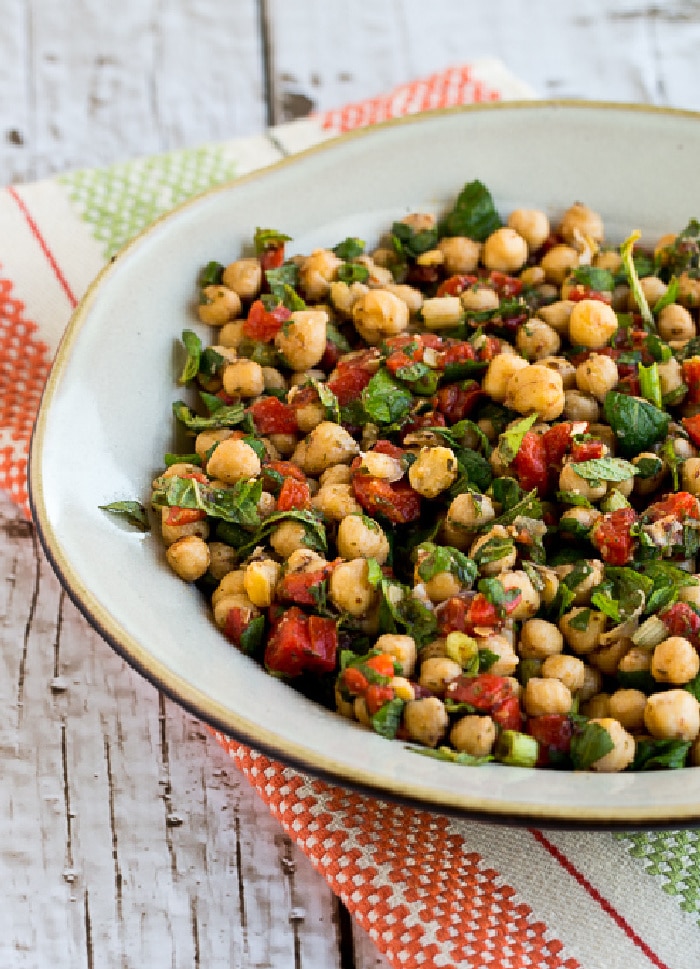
[[0, 493, 379, 968], [3, 3, 700, 965]]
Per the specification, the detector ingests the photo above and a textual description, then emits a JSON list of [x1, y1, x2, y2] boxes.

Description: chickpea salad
[[105, 180, 700, 773]]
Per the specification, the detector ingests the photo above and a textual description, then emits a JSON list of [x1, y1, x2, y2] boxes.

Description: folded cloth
[[3, 60, 699, 969]]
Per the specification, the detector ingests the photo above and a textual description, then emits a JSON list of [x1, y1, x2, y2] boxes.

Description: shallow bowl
[[30, 102, 700, 827]]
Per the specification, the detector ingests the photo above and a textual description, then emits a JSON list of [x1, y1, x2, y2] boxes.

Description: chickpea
[[679, 272, 700, 309], [374, 633, 417, 677], [352, 289, 410, 344], [540, 245, 579, 286], [358, 449, 404, 481], [559, 608, 607, 655], [446, 492, 495, 534], [218, 319, 245, 348], [408, 446, 458, 498], [657, 357, 683, 398], [539, 355, 577, 389], [212, 592, 259, 630], [536, 300, 575, 334], [477, 634, 519, 677], [319, 464, 353, 486], [436, 236, 482, 274], [384, 283, 424, 316], [575, 354, 619, 401], [211, 569, 246, 608], [461, 284, 500, 313], [329, 559, 376, 617], [330, 280, 369, 317], [403, 697, 449, 748], [541, 654, 586, 693], [578, 665, 603, 704], [559, 506, 600, 538], [298, 249, 343, 301], [516, 320, 561, 361], [207, 542, 238, 581], [312, 483, 362, 521], [419, 657, 462, 695], [222, 258, 262, 300], [206, 438, 261, 485], [302, 422, 360, 474], [581, 693, 612, 720], [520, 265, 546, 288], [269, 520, 309, 558], [627, 275, 667, 312], [449, 715, 497, 757], [194, 428, 233, 463], [523, 677, 572, 717], [558, 560, 604, 605], [657, 302, 696, 341], [422, 571, 462, 603], [275, 309, 328, 373], [518, 619, 564, 660], [198, 284, 242, 326], [482, 353, 530, 403], [563, 389, 600, 423], [165, 534, 210, 582], [608, 689, 647, 733], [568, 299, 619, 349], [617, 646, 652, 677], [292, 397, 326, 433], [645, 690, 700, 741], [337, 514, 390, 563], [679, 580, 700, 611], [590, 637, 633, 677], [222, 359, 265, 397], [482, 227, 528, 273], [558, 461, 607, 502], [594, 249, 623, 273], [504, 364, 565, 422], [681, 458, 700, 497], [389, 676, 415, 702], [651, 636, 700, 685], [588, 718, 635, 773], [507, 208, 550, 250], [559, 203, 605, 245]]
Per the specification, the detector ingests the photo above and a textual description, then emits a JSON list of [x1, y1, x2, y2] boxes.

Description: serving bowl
[[30, 101, 700, 827]]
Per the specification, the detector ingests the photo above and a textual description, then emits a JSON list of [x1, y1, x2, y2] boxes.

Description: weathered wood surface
[[2, 2, 700, 966]]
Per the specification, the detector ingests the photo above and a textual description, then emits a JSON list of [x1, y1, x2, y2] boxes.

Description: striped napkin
[[4, 61, 699, 969]]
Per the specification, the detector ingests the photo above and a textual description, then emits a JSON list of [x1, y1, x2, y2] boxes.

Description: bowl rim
[[29, 99, 700, 828]]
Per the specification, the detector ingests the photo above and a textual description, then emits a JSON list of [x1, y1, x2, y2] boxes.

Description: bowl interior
[[30, 102, 700, 825]]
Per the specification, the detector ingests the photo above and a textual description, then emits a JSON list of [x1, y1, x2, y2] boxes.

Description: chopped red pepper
[[264, 607, 338, 677], [527, 715, 573, 768], [248, 396, 299, 435], [682, 358, 700, 404], [590, 508, 637, 565], [351, 473, 421, 524], [645, 491, 700, 522], [683, 414, 700, 448], [660, 601, 700, 649], [435, 380, 482, 423], [242, 298, 291, 342], [165, 507, 207, 527], [513, 431, 549, 496], [571, 439, 605, 462], [277, 477, 311, 511]]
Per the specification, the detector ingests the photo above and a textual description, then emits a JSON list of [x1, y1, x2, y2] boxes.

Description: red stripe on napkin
[[530, 830, 671, 969]]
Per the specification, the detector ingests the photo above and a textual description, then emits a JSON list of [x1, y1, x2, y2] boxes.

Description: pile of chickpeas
[[154, 192, 700, 773]]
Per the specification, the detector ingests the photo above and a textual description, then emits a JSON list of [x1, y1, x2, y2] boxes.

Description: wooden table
[[2, 3, 700, 967]]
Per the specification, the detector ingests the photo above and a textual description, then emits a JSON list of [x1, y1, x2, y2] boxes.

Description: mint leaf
[[99, 501, 150, 531], [603, 391, 670, 457], [179, 329, 202, 385], [333, 237, 365, 260], [568, 456, 638, 484], [254, 227, 292, 253], [362, 369, 413, 425], [439, 179, 502, 242], [570, 721, 614, 770]]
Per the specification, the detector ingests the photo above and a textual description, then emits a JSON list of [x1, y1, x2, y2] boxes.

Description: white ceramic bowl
[[30, 102, 700, 827]]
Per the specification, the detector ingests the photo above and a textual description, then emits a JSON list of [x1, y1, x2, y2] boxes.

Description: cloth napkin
[[4, 61, 700, 969]]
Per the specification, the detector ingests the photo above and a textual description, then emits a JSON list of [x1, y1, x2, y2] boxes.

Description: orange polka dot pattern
[[0, 272, 52, 514], [218, 738, 580, 969]]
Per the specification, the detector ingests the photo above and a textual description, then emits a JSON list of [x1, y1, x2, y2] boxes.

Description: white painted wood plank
[[0, 494, 345, 968], [266, 0, 700, 119], [0, 0, 267, 185]]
